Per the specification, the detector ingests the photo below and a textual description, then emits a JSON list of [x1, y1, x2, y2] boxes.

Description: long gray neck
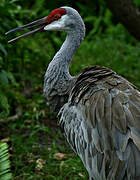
[[53, 29, 84, 64], [43, 28, 85, 111]]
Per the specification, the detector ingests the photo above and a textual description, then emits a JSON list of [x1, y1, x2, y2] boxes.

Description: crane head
[[6, 7, 85, 43]]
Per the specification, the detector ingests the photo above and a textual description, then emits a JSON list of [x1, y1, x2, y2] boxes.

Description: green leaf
[[0, 70, 17, 86], [0, 70, 9, 85], [0, 91, 9, 112], [6, 72, 16, 84], [0, 44, 7, 56], [0, 143, 12, 180]]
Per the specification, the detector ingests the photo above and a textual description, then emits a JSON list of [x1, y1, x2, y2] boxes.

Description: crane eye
[[54, 14, 61, 20]]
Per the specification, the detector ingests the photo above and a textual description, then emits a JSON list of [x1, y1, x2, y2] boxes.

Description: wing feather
[[59, 66, 140, 179], [112, 97, 127, 134]]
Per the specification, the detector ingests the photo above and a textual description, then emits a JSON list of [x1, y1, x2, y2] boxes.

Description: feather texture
[[59, 66, 140, 180]]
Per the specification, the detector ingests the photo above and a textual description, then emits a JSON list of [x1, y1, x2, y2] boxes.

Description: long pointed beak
[[5, 16, 48, 43]]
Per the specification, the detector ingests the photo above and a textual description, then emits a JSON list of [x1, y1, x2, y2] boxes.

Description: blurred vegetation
[[0, 0, 140, 179]]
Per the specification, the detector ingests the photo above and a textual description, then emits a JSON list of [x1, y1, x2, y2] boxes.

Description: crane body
[[6, 7, 140, 180]]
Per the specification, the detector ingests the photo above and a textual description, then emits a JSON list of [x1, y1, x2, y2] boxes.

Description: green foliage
[[0, 0, 140, 179], [0, 0, 53, 119], [0, 143, 12, 180], [134, 0, 140, 7]]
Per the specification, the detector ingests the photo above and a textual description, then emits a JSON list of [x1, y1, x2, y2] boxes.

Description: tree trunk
[[105, 0, 140, 41]]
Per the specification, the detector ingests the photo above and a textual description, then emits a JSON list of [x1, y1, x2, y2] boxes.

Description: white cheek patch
[[44, 14, 68, 31]]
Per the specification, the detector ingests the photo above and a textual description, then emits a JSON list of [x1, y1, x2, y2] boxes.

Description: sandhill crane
[[6, 6, 140, 180]]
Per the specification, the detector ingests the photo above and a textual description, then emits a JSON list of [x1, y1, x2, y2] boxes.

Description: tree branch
[[105, 0, 140, 40]]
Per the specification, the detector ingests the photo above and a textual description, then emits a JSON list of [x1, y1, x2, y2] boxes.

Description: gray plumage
[[43, 7, 140, 180]]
